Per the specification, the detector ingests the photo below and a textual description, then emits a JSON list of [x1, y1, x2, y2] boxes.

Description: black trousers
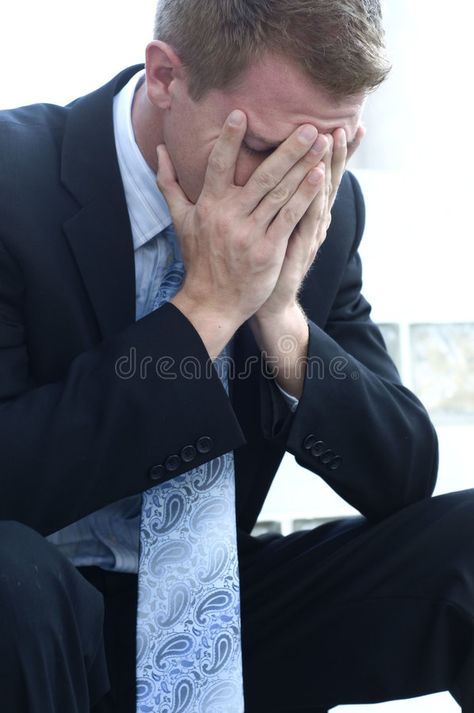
[[0, 521, 108, 712], [1, 489, 474, 712]]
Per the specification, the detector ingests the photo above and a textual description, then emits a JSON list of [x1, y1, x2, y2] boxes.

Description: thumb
[[156, 144, 192, 224]]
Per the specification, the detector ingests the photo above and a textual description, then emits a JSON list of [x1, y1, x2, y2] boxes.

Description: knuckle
[[269, 183, 292, 204], [207, 152, 228, 175], [280, 203, 300, 226], [253, 170, 275, 192]]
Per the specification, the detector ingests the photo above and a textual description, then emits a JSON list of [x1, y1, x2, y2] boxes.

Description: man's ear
[[145, 40, 185, 109]]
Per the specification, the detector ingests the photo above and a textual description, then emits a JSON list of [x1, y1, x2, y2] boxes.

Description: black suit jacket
[[0, 66, 438, 549]]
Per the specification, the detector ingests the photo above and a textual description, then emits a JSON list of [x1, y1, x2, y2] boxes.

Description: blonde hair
[[153, 0, 391, 101]]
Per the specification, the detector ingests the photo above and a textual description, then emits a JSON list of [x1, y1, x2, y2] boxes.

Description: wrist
[[251, 302, 307, 341], [170, 291, 240, 360], [250, 303, 309, 364], [250, 304, 309, 400]]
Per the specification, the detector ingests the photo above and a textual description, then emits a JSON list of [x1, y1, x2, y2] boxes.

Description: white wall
[[0, 0, 155, 109]]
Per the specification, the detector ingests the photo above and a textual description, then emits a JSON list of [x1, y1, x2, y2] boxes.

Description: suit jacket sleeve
[[270, 172, 439, 522], [0, 237, 245, 535]]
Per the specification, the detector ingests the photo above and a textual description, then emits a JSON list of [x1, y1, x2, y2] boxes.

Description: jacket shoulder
[[0, 102, 67, 155], [0, 102, 67, 192], [0, 104, 69, 247]]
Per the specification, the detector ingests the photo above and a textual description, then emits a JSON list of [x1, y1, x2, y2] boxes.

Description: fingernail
[[228, 110, 244, 126], [299, 125, 318, 143]]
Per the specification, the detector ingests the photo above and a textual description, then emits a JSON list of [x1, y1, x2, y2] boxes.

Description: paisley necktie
[[136, 226, 244, 713]]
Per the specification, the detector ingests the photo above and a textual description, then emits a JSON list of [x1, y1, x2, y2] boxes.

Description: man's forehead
[[224, 51, 365, 133]]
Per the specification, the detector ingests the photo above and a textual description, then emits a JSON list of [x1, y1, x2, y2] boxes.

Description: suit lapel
[[63, 200, 136, 337], [61, 65, 144, 338]]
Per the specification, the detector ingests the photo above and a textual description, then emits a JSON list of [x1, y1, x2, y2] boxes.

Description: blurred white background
[[1, 1, 472, 711]]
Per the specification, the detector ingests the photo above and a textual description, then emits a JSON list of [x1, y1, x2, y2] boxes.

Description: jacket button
[[310, 441, 326, 457], [149, 464, 166, 482], [196, 436, 213, 454], [164, 454, 181, 472], [329, 456, 343, 470], [180, 445, 197, 463], [320, 449, 336, 465], [303, 434, 318, 450]]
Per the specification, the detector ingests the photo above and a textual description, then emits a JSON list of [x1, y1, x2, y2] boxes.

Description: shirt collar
[[113, 70, 173, 251]]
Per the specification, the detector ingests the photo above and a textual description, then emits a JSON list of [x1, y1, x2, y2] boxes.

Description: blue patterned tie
[[136, 227, 244, 713]]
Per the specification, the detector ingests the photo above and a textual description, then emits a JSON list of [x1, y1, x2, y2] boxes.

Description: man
[[0, 1, 473, 712]]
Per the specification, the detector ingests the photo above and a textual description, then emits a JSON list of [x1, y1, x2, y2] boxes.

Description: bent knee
[[0, 520, 104, 648]]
